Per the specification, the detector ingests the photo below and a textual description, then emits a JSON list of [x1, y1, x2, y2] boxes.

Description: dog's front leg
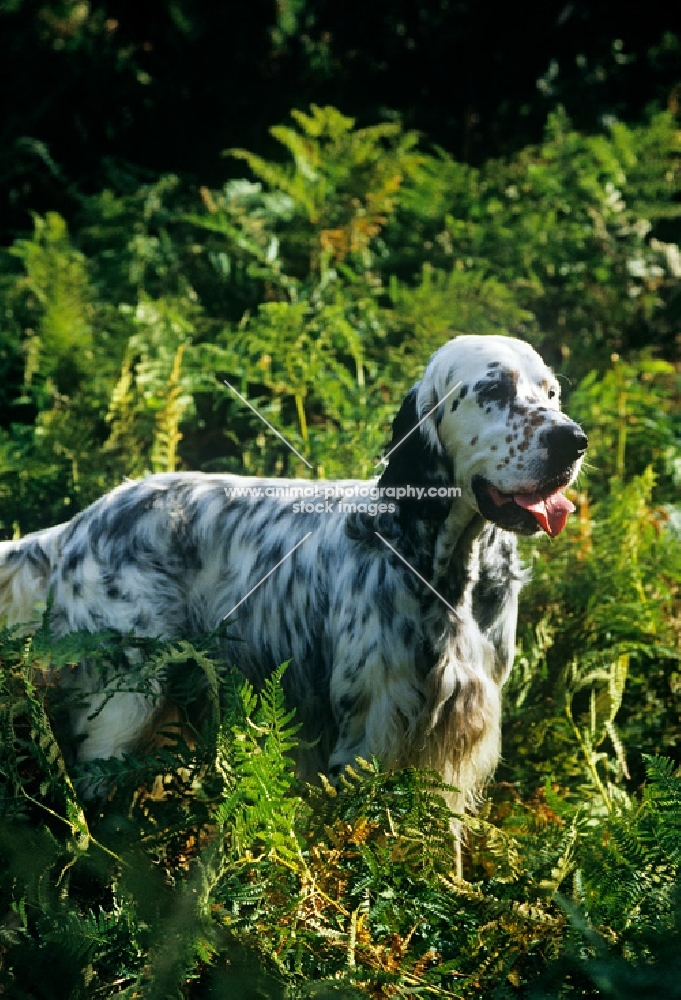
[[327, 647, 426, 778]]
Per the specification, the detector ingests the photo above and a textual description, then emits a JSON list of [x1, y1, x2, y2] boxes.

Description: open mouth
[[473, 476, 576, 537]]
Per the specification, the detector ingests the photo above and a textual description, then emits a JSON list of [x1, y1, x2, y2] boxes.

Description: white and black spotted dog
[[0, 335, 586, 807]]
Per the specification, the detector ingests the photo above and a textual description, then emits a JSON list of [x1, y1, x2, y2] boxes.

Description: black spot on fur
[[93, 492, 158, 544], [400, 619, 415, 647], [472, 537, 513, 631], [351, 559, 370, 597], [380, 594, 395, 630], [62, 545, 85, 579], [474, 368, 519, 410], [338, 693, 359, 716]]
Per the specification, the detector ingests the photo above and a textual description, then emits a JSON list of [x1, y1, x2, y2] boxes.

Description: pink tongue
[[514, 491, 576, 537]]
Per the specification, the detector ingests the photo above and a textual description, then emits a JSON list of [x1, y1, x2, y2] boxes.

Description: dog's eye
[[547, 388, 557, 400]]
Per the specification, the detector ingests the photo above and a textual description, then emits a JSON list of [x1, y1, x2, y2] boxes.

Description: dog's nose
[[543, 423, 588, 471]]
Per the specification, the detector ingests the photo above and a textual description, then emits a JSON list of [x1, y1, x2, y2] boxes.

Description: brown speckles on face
[[528, 411, 547, 427], [446, 347, 577, 502]]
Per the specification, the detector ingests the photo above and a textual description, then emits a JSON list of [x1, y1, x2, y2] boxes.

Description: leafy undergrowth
[[1, 616, 680, 998], [1, 99, 680, 998], [1, 358, 680, 998]]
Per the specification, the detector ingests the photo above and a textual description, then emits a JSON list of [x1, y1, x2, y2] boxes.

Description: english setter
[[0, 335, 586, 807]]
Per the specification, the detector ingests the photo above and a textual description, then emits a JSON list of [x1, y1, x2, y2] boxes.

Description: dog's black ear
[[378, 385, 448, 491], [346, 383, 453, 543]]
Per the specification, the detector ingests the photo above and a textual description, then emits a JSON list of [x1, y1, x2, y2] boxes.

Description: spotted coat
[[0, 335, 587, 807]]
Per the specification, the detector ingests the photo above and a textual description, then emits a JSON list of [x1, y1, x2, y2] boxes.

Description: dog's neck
[[368, 394, 488, 595], [376, 434, 484, 575], [431, 504, 485, 589], [356, 485, 484, 607]]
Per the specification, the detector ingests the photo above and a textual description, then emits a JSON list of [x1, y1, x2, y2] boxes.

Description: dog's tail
[[0, 523, 69, 628]]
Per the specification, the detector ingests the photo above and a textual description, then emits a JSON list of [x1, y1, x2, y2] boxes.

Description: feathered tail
[[0, 523, 68, 628]]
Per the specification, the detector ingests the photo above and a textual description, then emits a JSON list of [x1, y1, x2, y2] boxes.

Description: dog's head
[[380, 335, 587, 537]]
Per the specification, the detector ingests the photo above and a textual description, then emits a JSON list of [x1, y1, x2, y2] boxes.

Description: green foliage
[[390, 109, 681, 369], [2, 106, 680, 526], [569, 353, 680, 501], [0, 105, 680, 996], [9, 212, 94, 376], [504, 465, 680, 800], [2, 614, 680, 997]]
